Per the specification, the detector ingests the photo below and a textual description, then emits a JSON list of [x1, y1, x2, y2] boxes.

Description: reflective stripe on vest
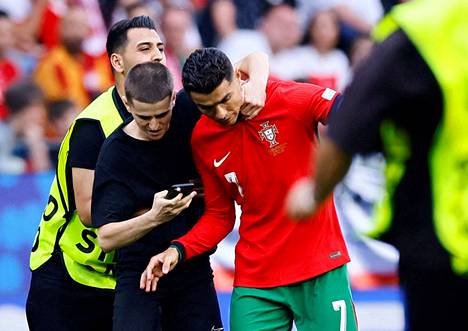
[[373, 0, 468, 275], [370, 121, 410, 239], [30, 87, 124, 288]]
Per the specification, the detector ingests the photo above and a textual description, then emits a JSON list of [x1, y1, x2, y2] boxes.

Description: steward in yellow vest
[[26, 16, 160, 331], [30, 87, 126, 289]]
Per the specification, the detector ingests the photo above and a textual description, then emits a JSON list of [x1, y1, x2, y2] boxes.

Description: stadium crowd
[[0, 0, 400, 175]]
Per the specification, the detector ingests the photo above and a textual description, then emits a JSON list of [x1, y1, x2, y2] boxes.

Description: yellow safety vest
[[372, 0, 468, 275], [30, 87, 127, 288]]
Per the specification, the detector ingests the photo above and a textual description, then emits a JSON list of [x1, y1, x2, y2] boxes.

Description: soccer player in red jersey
[[141, 48, 357, 330]]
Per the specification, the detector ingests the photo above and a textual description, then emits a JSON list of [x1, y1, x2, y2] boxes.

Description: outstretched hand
[[139, 247, 180, 292], [286, 177, 318, 221]]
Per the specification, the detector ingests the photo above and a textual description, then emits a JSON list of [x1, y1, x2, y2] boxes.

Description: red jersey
[[176, 79, 350, 288]]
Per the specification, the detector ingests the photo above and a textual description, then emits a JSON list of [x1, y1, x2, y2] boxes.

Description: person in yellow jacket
[[26, 15, 269, 331], [286, 0, 468, 330]]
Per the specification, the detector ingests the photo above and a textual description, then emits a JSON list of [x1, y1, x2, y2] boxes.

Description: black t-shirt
[[69, 88, 130, 170], [92, 91, 212, 283], [328, 30, 451, 272]]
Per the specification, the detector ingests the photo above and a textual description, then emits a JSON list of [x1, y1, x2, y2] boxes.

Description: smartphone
[[165, 183, 195, 199]]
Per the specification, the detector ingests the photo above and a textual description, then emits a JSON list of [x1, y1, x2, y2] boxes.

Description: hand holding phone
[[165, 183, 195, 199]]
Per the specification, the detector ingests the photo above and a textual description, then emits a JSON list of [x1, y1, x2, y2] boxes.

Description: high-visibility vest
[[372, 0, 468, 275], [30, 87, 127, 288]]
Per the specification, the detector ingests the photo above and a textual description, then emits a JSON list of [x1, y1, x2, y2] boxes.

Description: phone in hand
[[165, 183, 195, 199]]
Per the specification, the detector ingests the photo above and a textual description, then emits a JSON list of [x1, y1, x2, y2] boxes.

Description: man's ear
[[122, 95, 130, 111], [236, 68, 248, 82], [170, 91, 176, 107], [110, 53, 124, 73]]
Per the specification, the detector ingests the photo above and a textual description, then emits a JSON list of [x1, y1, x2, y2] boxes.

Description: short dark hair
[[106, 15, 156, 58], [5, 80, 44, 115], [182, 48, 233, 94], [0, 9, 9, 19], [48, 99, 75, 121], [125, 62, 174, 105]]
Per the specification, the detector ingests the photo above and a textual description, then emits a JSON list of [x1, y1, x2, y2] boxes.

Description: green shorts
[[230, 265, 357, 331]]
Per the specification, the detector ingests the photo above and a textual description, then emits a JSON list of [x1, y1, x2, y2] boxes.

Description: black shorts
[[113, 267, 223, 331], [26, 253, 115, 331]]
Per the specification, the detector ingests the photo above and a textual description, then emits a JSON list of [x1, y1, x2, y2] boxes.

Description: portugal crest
[[258, 121, 279, 148]]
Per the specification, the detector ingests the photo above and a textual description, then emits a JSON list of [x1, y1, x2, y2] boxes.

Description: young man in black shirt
[[92, 62, 222, 330]]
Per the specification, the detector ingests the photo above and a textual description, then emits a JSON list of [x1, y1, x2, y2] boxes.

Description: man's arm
[[234, 51, 269, 119], [140, 206, 235, 292], [69, 120, 106, 226], [286, 137, 351, 219], [96, 191, 197, 252], [286, 30, 425, 220], [72, 168, 94, 226], [92, 158, 198, 252]]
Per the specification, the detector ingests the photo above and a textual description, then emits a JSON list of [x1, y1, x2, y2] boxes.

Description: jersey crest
[[258, 121, 279, 148]]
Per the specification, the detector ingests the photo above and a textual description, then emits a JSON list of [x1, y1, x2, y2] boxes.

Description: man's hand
[[240, 79, 266, 120], [149, 190, 197, 226], [140, 247, 179, 292], [286, 177, 318, 220]]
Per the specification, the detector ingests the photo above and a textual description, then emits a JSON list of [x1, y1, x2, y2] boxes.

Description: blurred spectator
[[46, 99, 79, 141], [0, 119, 25, 173], [34, 0, 107, 57], [271, 10, 350, 91], [108, 0, 162, 28], [295, 0, 383, 52], [2, 80, 50, 172], [260, 4, 301, 55], [33, 5, 113, 109], [125, 0, 159, 19], [36, 0, 66, 50], [46, 99, 79, 167], [335, 0, 383, 52], [197, 0, 295, 47], [233, 0, 296, 30], [349, 36, 374, 71], [80, 0, 109, 57], [161, 6, 201, 90], [215, 0, 271, 63], [0, 0, 45, 76], [0, 10, 21, 120]]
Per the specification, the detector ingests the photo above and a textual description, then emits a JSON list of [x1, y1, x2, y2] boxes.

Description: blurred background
[[0, 0, 407, 330]]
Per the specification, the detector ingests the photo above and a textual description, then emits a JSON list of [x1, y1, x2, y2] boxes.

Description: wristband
[[169, 242, 185, 263]]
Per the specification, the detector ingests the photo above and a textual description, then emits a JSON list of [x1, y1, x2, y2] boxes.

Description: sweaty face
[[190, 79, 243, 126], [120, 28, 166, 75], [128, 95, 174, 141]]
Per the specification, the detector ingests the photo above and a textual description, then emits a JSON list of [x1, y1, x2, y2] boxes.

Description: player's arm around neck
[[234, 51, 269, 119]]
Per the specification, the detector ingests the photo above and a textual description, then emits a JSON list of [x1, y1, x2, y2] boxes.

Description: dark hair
[[182, 48, 233, 94], [106, 15, 156, 58], [0, 10, 9, 19], [125, 62, 173, 105], [5, 80, 44, 115], [48, 99, 75, 121]]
